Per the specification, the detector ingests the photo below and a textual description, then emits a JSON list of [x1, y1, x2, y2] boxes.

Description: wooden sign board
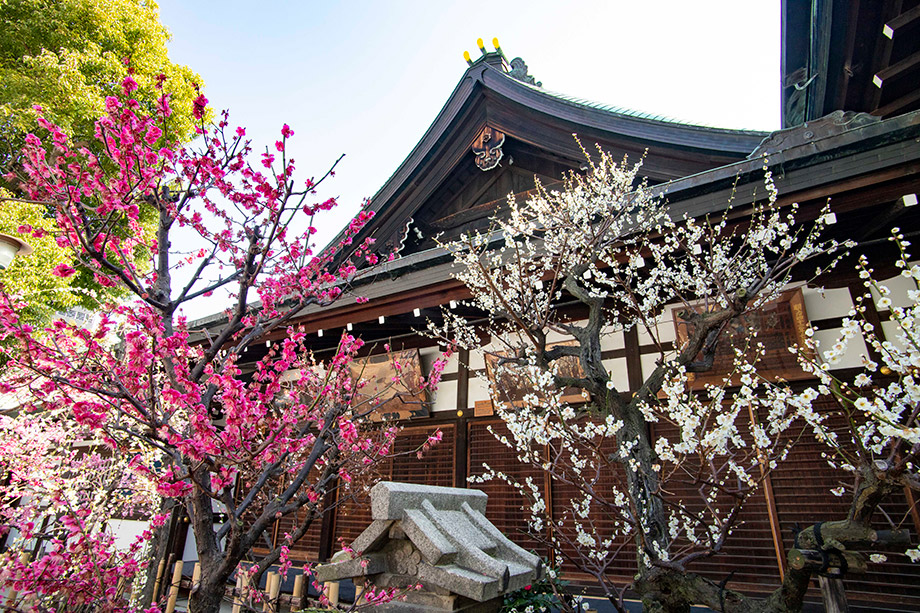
[[483, 340, 587, 409], [474, 400, 495, 417], [671, 288, 810, 388], [349, 349, 429, 421]]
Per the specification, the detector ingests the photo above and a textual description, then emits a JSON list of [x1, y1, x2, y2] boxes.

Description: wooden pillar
[[819, 576, 849, 613], [624, 328, 643, 393], [454, 347, 470, 488], [318, 484, 338, 562]]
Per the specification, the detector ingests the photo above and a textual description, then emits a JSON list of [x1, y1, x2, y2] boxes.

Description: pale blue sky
[[156, 1, 780, 318]]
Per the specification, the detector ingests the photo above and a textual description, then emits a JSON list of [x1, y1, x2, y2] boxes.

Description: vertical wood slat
[[748, 403, 787, 578], [468, 419, 549, 559], [772, 399, 920, 609], [319, 485, 338, 561], [542, 443, 555, 567]]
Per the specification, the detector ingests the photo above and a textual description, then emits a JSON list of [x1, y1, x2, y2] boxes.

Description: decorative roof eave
[[329, 60, 769, 267]]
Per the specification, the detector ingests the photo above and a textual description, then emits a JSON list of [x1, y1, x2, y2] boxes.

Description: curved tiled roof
[[328, 57, 769, 266]]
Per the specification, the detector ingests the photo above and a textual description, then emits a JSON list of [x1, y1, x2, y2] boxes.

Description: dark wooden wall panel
[[468, 419, 549, 559], [772, 400, 920, 611]]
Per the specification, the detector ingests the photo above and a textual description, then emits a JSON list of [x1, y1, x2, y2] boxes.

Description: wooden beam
[[873, 49, 920, 89], [806, 0, 834, 120], [882, 4, 920, 39], [866, 0, 901, 111], [873, 87, 920, 117], [833, 0, 862, 112], [624, 328, 643, 393], [318, 485, 338, 561]]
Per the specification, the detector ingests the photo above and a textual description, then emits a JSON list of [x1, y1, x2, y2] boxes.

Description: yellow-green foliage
[[0, 0, 203, 148], [0, 0, 200, 327], [0, 190, 85, 324]]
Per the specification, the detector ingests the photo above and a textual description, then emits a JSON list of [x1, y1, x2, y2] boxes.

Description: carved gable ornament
[[472, 126, 505, 172]]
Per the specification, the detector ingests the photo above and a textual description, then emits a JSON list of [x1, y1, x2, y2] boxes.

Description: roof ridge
[[500, 67, 769, 135]]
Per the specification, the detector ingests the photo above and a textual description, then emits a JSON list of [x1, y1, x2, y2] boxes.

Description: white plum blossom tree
[[431, 143, 909, 613]]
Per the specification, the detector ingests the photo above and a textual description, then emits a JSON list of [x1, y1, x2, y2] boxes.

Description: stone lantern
[[314, 482, 543, 612]]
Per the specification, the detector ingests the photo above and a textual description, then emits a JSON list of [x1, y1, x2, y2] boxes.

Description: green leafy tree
[[0, 190, 88, 323], [0, 0, 202, 321], [0, 0, 202, 156]]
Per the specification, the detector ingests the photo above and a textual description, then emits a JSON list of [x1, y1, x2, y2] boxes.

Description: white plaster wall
[[601, 329, 625, 351], [873, 269, 918, 309], [802, 286, 853, 319], [467, 375, 491, 408], [182, 524, 198, 562], [603, 357, 629, 392], [637, 315, 677, 345], [467, 350, 485, 372], [419, 346, 458, 375], [641, 353, 660, 381], [430, 380, 457, 412], [813, 328, 870, 369], [545, 328, 575, 344], [881, 320, 910, 353], [109, 519, 149, 552], [180, 522, 226, 562]]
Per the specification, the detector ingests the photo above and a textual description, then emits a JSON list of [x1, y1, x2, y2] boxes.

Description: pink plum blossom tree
[[0, 75, 445, 613]]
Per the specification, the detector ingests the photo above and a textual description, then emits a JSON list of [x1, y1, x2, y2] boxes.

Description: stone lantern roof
[[314, 481, 543, 612]]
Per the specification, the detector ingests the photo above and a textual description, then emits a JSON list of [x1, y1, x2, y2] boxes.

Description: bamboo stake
[[325, 580, 340, 607], [4, 552, 31, 608], [231, 572, 245, 613], [263, 572, 281, 613], [292, 574, 304, 605], [192, 562, 201, 585], [151, 558, 166, 605], [164, 560, 183, 613], [354, 583, 364, 606], [272, 571, 282, 611]]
